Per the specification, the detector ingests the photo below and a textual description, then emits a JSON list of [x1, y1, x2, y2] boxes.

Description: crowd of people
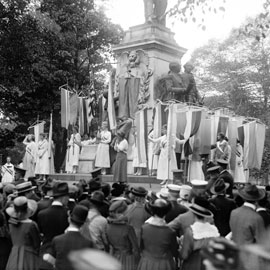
[[0, 161, 270, 270]]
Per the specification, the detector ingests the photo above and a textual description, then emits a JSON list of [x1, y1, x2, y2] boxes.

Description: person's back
[[51, 231, 93, 270]]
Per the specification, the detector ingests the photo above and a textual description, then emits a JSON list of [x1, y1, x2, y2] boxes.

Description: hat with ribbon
[[210, 178, 229, 195], [131, 186, 148, 197], [167, 184, 181, 195], [191, 180, 208, 188], [238, 184, 265, 201], [216, 159, 229, 166], [188, 196, 213, 218], [207, 165, 220, 173], [6, 196, 37, 219], [16, 181, 36, 194]]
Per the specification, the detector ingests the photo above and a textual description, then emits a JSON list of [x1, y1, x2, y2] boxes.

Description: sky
[[104, 0, 265, 59]]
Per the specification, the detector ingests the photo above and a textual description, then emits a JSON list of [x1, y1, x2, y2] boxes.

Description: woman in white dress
[[22, 134, 37, 179], [147, 129, 159, 176], [35, 133, 50, 180], [66, 126, 81, 174], [234, 139, 246, 183], [149, 125, 185, 185], [95, 122, 111, 175], [132, 132, 146, 176], [1, 156, 15, 183]]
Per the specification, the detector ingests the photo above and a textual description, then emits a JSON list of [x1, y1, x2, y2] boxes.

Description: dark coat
[[50, 231, 93, 270], [37, 204, 69, 270], [165, 201, 188, 223], [219, 170, 234, 198], [257, 209, 270, 228], [209, 195, 236, 236]]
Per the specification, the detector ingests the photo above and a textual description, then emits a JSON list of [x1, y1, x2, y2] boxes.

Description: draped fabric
[[108, 73, 117, 130], [217, 116, 229, 135], [243, 123, 250, 181], [238, 125, 245, 148], [69, 93, 79, 126], [135, 108, 148, 165], [227, 120, 238, 171], [198, 117, 212, 156], [153, 103, 162, 139], [255, 123, 266, 169], [248, 122, 257, 169], [118, 77, 140, 119], [78, 98, 88, 136], [61, 89, 70, 129]]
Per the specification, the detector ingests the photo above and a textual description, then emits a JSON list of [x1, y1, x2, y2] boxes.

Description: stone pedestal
[[113, 23, 187, 108]]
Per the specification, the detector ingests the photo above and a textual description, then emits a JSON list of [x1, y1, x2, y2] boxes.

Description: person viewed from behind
[[5, 196, 40, 270], [106, 200, 140, 270], [138, 198, 178, 270]]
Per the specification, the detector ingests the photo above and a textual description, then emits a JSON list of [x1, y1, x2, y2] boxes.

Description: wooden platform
[[49, 173, 160, 184]]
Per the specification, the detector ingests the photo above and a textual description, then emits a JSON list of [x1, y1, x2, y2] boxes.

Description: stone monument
[[112, 0, 187, 116]]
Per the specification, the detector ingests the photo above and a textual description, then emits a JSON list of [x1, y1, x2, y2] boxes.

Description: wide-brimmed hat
[[90, 168, 102, 179], [90, 191, 105, 205], [188, 197, 213, 218], [156, 188, 169, 200], [14, 166, 26, 176], [109, 200, 128, 214], [69, 249, 121, 270], [238, 184, 265, 201], [6, 196, 37, 219], [131, 186, 148, 197], [216, 159, 229, 166], [207, 165, 220, 173], [16, 181, 36, 194], [70, 205, 89, 225], [210, 178, 229, 195], [52, 182, 69, 198], [116, 130, 125, 138]]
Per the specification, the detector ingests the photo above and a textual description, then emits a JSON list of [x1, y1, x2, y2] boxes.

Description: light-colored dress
[[234, 143, 246, 183], [1, 163, 15, 183], [132, 142, 146, 168], [147, 131, 159, 171], [95, 130, 111, 168], [35, 139, 50, 175], [66, 133, 81, 172], [23, 141, 37, 179]]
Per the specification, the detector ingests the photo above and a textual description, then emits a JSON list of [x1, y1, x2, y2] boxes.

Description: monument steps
[[49, 173, 160, 184]]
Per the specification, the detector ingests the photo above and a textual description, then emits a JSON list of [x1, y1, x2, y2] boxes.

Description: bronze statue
[[143, 0, 168, 26], [114, 50, 153, 119], [181, 62, 202, 104]]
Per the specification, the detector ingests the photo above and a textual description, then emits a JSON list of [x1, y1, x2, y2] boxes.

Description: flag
[[61, 89, 70, 129], [227, 119, 238, 170], [108, 72, 117, 130], [217, 116, 229, 135], [69, 93, 79, 126], [78, 98, 88, 135], [135, 108, 148, 165], [48, 113, 55, 174]]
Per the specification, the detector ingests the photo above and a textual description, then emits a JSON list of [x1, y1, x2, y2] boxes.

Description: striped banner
[[61, 89, 70, 129], [69, 93, 79, 126], [135, 108, 148, 165], [108, 72, 117, 130], [78, 98, 88, 135], [228, 119, 238, 170], [217, 116, 229, 135]]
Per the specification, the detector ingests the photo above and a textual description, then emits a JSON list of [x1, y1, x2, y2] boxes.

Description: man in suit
[[217, 159, 234, 198], [256, 192, 270, 228], [209, 178, 236, 236], [165, 184, 188, 223], [38, 182, 69, 270], [230, 184, 266, 245], [44, 205, 93, 270]]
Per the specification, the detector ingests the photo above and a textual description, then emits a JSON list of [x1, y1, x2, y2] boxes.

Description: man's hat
[[90, 191, 106, 205], [191, 180, 208, 188], [167, 184, 181, 194], [188, 197, 213, 218], [210, 178, 230, 195], [156, 188, 169, 200], [131, 186, 148, 197], [16, 181, 36, 194], [6, 196, 37, 219], [180, 185, 192, 199], [70, 205, 89, 225], [3, 183, 16, 195], [238, 184, 265, 201], [90, 168, 102, 179], [14, 166, 26, 176], [52, 182, 69, 198]]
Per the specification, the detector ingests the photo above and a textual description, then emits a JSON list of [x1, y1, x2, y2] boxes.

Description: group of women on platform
[[22, 133, 53, 180]]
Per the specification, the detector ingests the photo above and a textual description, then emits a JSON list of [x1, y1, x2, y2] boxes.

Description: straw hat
[[6, 196, 37, 219], [15, 181, 36, 194]]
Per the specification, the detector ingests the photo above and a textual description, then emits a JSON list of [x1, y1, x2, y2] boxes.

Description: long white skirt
[[95, 143, 110, 168]]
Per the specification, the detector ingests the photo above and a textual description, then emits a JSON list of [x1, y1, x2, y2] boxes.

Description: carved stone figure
[[181, 62, 202, 104], [143, 0, 168, 26], [115, 50, 153, 119], [154, 62, 187, 102]]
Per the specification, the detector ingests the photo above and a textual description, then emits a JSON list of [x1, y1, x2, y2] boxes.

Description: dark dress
[[113, 139, 128, 183], [138, 223, 178, 270], [6, 220, 40, 270], [106, 216, 139, 270]]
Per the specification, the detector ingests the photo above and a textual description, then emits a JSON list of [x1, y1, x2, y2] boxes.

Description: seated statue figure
[[154, 62, 187, 102], [143, 0, 168, 26]]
